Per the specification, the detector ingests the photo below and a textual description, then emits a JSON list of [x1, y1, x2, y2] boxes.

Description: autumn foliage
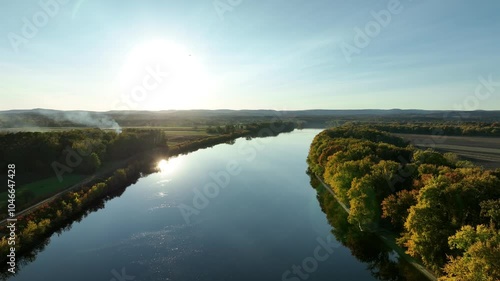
[[308, 125, 500, 279]]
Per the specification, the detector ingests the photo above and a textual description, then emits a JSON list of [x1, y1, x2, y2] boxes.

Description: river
[[10, 129, 428, 281]]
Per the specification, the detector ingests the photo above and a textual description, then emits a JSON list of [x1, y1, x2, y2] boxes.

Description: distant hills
[[1, 109, 499, 129]]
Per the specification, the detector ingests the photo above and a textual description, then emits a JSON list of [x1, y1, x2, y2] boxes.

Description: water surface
[[11, 130, 427, 281]]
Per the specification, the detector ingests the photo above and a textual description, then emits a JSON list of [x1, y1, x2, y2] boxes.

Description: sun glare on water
[[157, 157, 183, 175], [116, 39, 215, 110]]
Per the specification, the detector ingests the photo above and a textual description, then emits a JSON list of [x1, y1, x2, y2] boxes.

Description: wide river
[[11, 129, 428, 281]]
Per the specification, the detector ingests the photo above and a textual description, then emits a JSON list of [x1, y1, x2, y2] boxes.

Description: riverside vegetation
[[307, 126, 500, 280], [0, 121, 296, 276]]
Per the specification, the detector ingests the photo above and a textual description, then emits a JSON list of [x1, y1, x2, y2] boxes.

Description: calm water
[[10, 130, 427, 281]]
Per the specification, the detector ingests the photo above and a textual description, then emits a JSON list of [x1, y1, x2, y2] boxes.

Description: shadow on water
[[0, 154, 161, 280], [308, 173, 429, 281], [0, 186, 135, 280]]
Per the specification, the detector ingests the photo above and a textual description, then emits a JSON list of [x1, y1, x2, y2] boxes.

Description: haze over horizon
[[1, 0, 499, 111], [2, 108, 500, 113]]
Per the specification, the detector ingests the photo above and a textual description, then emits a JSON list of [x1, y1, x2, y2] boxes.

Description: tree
[[400, 176, 455, 271], [21, 221, 39, 244], [381, 189, 418, 231], [440, 225, 500, 281], [107, 169, 128, 188], [413, 149, 450, 166], [480, 199, 500, 227], [401, 168, 500, 271], [348, 175, 379, 227], [89, 152, 101, 172], [324, 157, 373, 205]]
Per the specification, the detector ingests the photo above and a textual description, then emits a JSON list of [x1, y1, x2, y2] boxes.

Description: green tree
[[440, 225, 500, 281], [348, 175, 379, 227], [414, 149, 450, 166], [324, 157, 373, 205], [89, 152, 101, 172], [400, 176, 455, 271], [480, 199, 500, 227]]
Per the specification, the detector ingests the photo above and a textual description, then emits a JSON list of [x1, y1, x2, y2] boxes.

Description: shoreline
[[314, 173, 438, 281], [0, 125, 297, 271]]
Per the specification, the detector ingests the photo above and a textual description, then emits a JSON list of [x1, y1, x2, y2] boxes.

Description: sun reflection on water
[[157, 157, 182, 175]]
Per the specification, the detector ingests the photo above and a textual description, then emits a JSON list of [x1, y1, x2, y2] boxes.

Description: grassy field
[[0, 155, 138, 215], [395, 134, 500, 169], [0, 174, 86, 209], [160, 127, 215, 146]]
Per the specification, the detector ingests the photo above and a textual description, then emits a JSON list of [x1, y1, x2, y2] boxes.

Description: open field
[[395, 134, 500, 169], [0, 174, 85, 199], [0, 126, 211, 147], [0, 126, 209, 133], [0, 174, 85, 209], [0, 154, 141, 223], [163, 129, 209, 146], [0, 156, 136, 211]]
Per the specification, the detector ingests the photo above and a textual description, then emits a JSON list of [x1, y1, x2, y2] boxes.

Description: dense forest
[[307, 126, 500, 280], [0, 129, 168, 187]]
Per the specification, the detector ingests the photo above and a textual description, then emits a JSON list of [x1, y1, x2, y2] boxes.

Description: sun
[[116, 39, 214, 110]]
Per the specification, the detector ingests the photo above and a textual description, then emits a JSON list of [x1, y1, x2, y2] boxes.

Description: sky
[[0, 0, 499, 111]]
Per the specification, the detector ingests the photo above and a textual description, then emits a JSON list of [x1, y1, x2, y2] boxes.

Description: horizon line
[[1, 108, 500, 113]]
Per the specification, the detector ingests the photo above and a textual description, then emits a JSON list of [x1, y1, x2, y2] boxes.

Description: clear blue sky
[[1, 0, 499, 111]]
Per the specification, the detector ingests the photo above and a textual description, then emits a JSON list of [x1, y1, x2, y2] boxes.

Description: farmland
[[395, 134, 500, 169]]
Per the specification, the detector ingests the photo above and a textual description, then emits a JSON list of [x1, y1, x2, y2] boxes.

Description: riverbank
[[0, 156, 138, 225], [0, 122, 297, 272], [314, 174, 437, 281]]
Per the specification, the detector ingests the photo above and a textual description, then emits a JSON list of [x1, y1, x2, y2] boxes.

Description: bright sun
[[116, 39, 214, 110]]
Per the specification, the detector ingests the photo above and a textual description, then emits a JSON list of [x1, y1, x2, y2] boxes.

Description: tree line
[[0, 129, 168, 190], [173, 121, 297, 155], [366, 122, 500, 137], [307, 125, 500, 280]]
